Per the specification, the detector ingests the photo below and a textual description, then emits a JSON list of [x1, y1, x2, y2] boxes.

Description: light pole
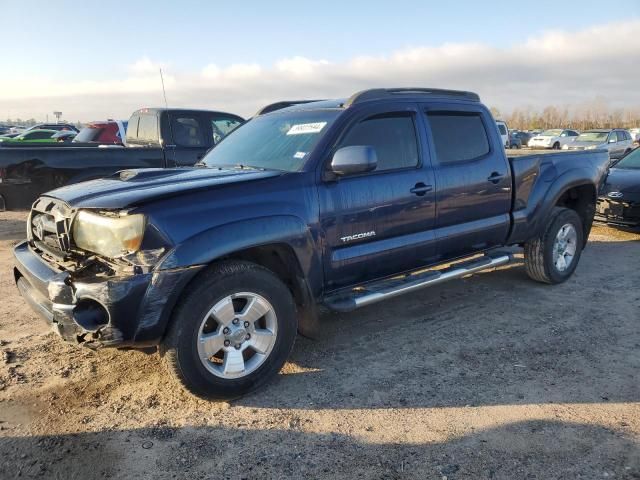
[[53, 111, 62, 124]]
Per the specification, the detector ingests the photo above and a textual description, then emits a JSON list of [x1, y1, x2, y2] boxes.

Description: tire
[[160, 260, 297, 400], [552, 142, 560, 150], [524, 207, 584, 284]]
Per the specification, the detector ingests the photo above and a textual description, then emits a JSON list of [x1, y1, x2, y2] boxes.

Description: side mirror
[[330, 145, 377, 176]]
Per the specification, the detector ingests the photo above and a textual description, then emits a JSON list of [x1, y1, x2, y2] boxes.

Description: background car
[[72, 120, 127, 144], [528, 129, 579, 149], [24, 123, 79, 133], [628, 127, 640, 144], [507, 131, 522, 149], [510, 130, 533, 147], [565, 129, 633, 160], [52, 131, 77, 143], [496, 120, 509, 147], [596, 147, 640, 228], [0, 129, 58, 144]]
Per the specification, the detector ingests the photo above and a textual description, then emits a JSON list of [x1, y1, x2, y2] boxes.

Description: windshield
[[202, 110, 341, 172], [615, 148, 640, 169], [540, 129, 563, 137], [576, 131, 608, 142]]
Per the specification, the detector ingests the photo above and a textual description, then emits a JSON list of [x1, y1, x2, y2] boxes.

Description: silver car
[[565, 129, 634, 160]]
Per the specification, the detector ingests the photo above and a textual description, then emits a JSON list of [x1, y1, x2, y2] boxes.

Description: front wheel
[[524, 207, 584, 284], [161, 261, 297, 400], [552, 142, 560, 150]]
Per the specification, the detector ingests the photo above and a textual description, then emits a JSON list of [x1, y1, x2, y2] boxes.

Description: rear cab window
[[126, 112, 158, 145]]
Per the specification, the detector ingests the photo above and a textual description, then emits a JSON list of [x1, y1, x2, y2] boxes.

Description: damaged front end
[[13, 197, 202, 349]]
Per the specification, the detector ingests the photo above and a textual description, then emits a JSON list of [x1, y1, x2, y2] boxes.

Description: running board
[[324, 252, 513, 312]]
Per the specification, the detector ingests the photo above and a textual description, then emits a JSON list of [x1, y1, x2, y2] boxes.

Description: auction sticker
[[286, 122, 327, 135]]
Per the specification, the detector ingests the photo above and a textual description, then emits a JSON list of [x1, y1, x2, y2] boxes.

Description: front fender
[[157, 215, 323, 296]]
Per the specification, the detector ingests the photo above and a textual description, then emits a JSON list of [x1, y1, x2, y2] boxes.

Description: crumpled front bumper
[[13, 241, 202, 348]]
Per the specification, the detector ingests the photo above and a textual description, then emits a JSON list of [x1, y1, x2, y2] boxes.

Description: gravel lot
[[0, 210, 638, 479]]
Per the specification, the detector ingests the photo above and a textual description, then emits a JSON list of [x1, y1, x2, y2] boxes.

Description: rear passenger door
[[421, 103, 512, 261]]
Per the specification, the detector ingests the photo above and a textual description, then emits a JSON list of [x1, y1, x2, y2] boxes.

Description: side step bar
[[324, 251, 514, 312]]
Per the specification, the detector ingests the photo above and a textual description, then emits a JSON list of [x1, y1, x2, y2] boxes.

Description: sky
[[1, 0, 639, 122]]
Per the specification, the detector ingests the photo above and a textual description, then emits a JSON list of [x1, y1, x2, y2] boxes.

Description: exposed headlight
[[72, 210, 145, 258], [585, 145, 597, 150]]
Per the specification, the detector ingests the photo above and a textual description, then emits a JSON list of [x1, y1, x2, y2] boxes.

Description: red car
[[73, 120, 128, 145]]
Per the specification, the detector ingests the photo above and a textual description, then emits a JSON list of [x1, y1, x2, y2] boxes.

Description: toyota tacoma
[[13, 88, 609, 399]]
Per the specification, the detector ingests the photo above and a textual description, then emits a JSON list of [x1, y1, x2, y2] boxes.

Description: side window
[[608, 132, 617, 143], [30, 131, 52, 139], [617, 131, 627, 142], [172, 116, 204, 147], [338, 113, 419, 171], [497, 124, 507, 135], [560, 131, 567, 137], [211, 117, 242, 144], [137, 115, 159, 143], [569, 131, 579, 137], [427, 112, 490, 164]]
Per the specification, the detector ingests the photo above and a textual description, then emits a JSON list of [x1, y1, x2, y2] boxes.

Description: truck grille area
[[30, 197, 74, 259]]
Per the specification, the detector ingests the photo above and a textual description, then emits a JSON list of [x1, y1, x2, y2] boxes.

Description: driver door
[[318, 105, 437, 291]]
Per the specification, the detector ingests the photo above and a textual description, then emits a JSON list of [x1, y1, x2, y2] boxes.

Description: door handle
[[487, 172, 505, 184], [410, 183, 433, 196]]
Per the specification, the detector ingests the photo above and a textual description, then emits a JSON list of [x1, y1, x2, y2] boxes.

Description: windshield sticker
[[293, 151, 307, 159], [286, 122, 327, 135]]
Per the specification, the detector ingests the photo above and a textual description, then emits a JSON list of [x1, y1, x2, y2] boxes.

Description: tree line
[[491, 100, 640, 131]]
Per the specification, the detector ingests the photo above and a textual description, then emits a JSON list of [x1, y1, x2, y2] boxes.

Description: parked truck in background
[[12, 88, 609, 400], [0, 108, 244, 210]]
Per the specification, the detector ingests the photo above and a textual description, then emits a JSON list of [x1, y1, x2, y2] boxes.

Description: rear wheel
[[524, 207, 584, 284], [161, 261, 297, 400]]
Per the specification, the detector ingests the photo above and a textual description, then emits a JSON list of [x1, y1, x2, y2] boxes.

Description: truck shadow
[[0, 420, 637, 479], [236, 239, 639, 410]]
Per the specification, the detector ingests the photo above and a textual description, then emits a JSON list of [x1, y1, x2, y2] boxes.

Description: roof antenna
[[160, 67, 178, 168]]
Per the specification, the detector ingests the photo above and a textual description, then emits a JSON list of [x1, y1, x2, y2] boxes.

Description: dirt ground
[[0, 210, 638, 479]]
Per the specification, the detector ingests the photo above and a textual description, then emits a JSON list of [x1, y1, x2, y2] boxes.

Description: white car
[[629, 128, 640, 143], [528, 129, 579, 150], [496, 121, 509, 148]]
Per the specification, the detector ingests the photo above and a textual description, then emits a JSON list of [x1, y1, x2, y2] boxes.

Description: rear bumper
[[13, 241, 202, 348]]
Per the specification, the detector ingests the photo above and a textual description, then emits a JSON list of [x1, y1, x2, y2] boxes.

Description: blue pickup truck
[[12, 88, 609, 399]]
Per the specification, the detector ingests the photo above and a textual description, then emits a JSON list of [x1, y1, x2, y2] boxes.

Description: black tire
[[160, 260, 297, 400], [552, 142, 560, 150], [524, 207, 584, 284]]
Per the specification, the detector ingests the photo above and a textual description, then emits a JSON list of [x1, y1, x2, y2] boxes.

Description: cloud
[[1, 20, 639, 121], [202, 63, 262, 80], [128, 57, 166, 76], [276, 56, 330, 75]]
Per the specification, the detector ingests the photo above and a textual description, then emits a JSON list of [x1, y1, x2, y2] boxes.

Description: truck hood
[[601, 168, 640, 195], [44, 167, 283, 209]]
